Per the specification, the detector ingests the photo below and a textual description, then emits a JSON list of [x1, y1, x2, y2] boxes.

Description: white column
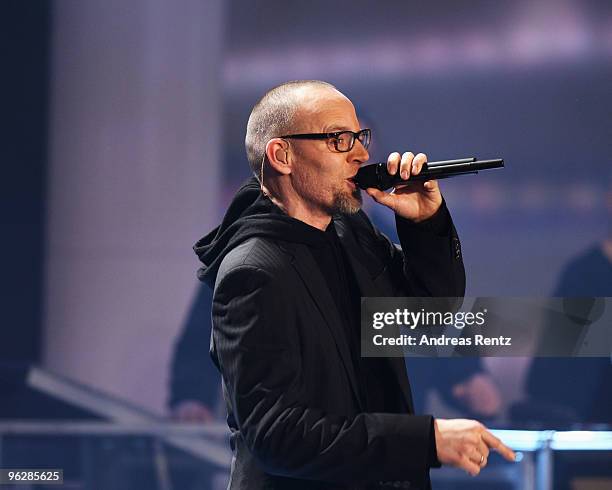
[[44, 0, 222, 415]]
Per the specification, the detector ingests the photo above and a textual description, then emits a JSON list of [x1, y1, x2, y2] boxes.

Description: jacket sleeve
[[364, 200, 466, 298], [397, 199, 465, 297], [212, 264, 437, 484]]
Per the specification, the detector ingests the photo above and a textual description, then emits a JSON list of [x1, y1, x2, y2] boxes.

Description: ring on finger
[[479, 454, 485, 466]]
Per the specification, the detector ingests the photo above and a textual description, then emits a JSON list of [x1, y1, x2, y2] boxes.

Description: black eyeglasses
[[279, 128, 371, 153]]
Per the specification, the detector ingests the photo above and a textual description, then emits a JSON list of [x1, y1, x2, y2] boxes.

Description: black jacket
[[194, 178, 466, 489]]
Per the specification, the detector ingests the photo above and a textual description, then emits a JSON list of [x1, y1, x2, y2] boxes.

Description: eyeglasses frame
[[279, 128, 371, 153]]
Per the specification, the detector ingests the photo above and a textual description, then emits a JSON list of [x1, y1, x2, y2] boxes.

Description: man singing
[[194, 80, 515, 489]]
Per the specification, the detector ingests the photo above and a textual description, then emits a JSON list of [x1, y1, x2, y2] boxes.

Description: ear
[[265, 138, 292, 176]]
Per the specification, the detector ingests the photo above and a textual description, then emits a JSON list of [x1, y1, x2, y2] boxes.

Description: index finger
[[482, 430, 516, 462]]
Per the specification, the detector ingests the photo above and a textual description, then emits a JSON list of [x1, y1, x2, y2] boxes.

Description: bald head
[[245, 80, 341, 179]]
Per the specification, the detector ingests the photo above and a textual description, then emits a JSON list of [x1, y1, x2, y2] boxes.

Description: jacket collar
[[278, 239, 364, 410]]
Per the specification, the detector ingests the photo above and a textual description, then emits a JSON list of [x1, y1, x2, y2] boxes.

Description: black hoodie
[[194, 177, 333, 289]]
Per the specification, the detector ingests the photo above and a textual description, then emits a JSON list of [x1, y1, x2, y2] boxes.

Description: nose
[[350, 138, 369, 165]]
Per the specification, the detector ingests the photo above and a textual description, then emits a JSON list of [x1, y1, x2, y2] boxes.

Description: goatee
[[331, 186, 362, 215]]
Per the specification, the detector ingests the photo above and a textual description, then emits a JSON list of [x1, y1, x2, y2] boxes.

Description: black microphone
[[353, 157, 504, 191]]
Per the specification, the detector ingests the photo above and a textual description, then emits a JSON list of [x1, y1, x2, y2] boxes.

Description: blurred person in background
[[408, 358, 502, 421], [516, 175, 612, 426], [168, 283, 221, 422]]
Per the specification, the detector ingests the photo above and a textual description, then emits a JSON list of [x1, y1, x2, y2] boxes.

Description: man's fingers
[[460, 454, 481, 477], [482, 430, 516, 462], [366, 187, 397, 211], [386, 152, 401, 177], [477, 438, 490, 465], [399, 152, 414, 180], [447, 448, 480, 476], [411, 152, 427, 175], [467, 447, 485, 468], [387, 151, 428, 181], [423, 180, 439, 192]]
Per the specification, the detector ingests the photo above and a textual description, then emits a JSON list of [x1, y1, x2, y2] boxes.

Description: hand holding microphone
[[360, 151, 504, 222], [363, 151, 442, 223]]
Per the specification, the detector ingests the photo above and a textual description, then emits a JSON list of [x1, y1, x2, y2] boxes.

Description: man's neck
[[289, 209, 333, 231], [262, 183, 332, 231], [278, 199, 332, 231]]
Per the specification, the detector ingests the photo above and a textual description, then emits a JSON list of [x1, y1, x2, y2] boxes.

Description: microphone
[[353, 157, 504, 191]]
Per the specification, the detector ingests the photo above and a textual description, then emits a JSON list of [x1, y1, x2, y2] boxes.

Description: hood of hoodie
[[194, 177, 332, 288]]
